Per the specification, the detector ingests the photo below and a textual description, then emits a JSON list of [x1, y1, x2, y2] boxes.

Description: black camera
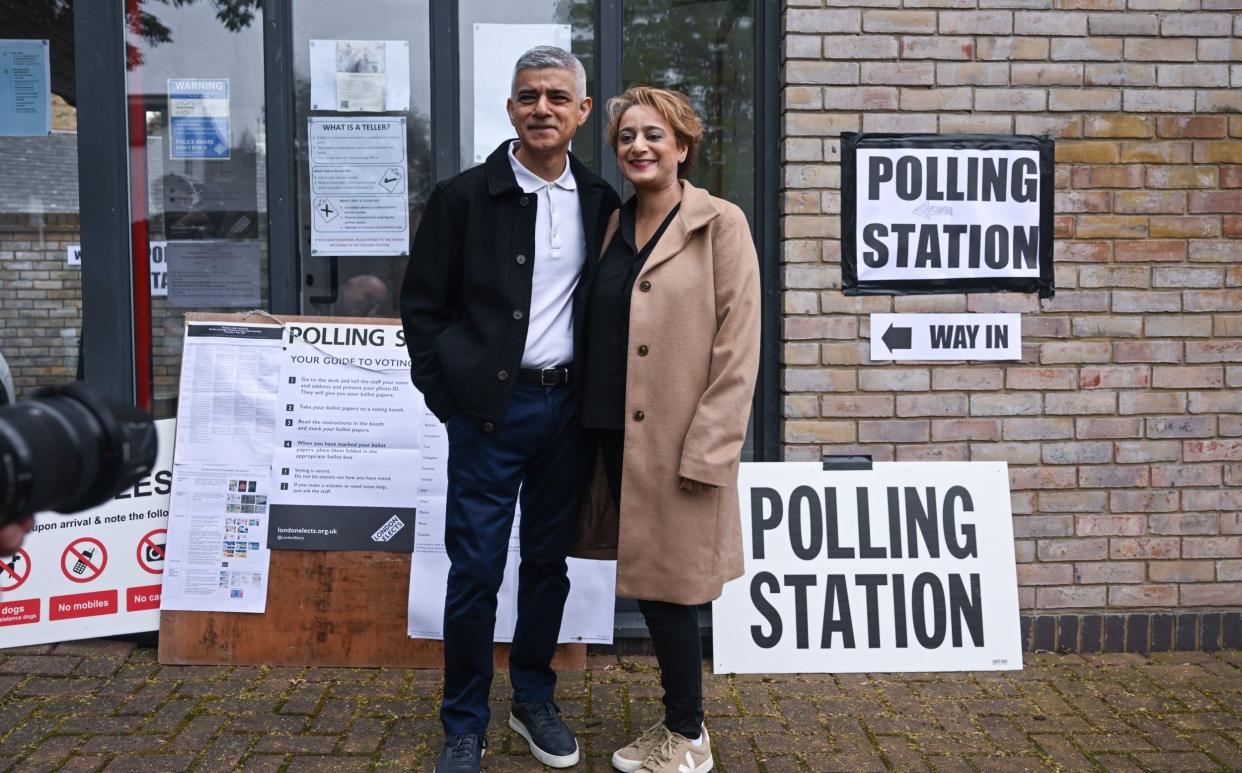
[[0, 382, 158, 527]]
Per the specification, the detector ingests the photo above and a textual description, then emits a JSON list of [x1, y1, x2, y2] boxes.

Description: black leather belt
[[518, 365, 572, 386]]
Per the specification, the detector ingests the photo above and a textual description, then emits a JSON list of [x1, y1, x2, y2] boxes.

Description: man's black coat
[[400, 140, 620, 427]]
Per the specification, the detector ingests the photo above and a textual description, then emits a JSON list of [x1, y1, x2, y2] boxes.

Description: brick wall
[[0, 219, 82, 396], [781, 2, 1241, 618]]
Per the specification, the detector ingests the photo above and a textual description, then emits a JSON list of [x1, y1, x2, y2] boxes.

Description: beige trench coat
[[571, 181, 761, 605]]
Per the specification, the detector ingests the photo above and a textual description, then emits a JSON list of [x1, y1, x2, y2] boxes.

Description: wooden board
[[158, 313, 585, 669]]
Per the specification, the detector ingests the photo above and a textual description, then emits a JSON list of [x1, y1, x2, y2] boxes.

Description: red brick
[[1075, 515, 1146, 537], [1040, 490, 1108, 513], [1078, 417, 1143, 439], [1186, 341, 1242, 363], [1110, 489, 1180, 512], [1151, 463, 1223, 487], [1157, 116, 1229, 138], [1036, 586, 1107, 609], [1148, 216, 1222, 239], [1184, 439, 1242, 461], [1110, 537, 1181, 560], [1114, 440, 1182, 463], [1004, 418, 1074, 441], [1119, 392, 1187, 415], [1069, 164, 1142, 187], [1043, 441, 1113, 465], [1113, 341, 1183, 363], [1012, 466, 1078, 490], [1151, 367, 1224, 389], [1109, 584, 1178, 607], [1075, 561, 1146, 583], [820, 395, 893, 417], [1079, 366, 1149, 389], [931, 419, 1001, 442], [1018, 563, 1075, 586], [1183, 536, 1242, 558], [1113, 240, 1187, 262], [1189, 190, 1242, 213], [1180, 583, 1242, 606]]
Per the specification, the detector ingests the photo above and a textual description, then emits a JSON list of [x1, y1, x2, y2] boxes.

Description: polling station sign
[[842, 133, 1054, 298], [0, 420, 174, 647], [713, 462, 1022, 674]]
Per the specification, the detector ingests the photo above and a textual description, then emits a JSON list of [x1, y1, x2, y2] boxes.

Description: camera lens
[[0, 383, 158, 525]]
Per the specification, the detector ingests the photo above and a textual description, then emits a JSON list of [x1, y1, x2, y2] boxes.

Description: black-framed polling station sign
[[713, 462, 1022, 674], [841, 133, 1055, 298]]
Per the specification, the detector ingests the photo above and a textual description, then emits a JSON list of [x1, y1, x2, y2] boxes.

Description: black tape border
[[841, 132, 1056, 299]]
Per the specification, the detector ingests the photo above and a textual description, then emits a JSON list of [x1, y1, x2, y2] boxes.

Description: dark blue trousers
[[440, 383, 591, 734]]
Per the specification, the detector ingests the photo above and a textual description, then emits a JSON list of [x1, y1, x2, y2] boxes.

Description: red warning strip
[[49, 590, 118, 621], [0, 598, 40, 626]]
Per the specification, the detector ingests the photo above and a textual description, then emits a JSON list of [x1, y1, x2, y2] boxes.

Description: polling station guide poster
[[161, 320, 616, 644], [841, 133, 1054, 298], [713, 462, 1022, 674], [0, 420, 175, 647]]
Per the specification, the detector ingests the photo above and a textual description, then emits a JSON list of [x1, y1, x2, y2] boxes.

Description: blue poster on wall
[[168, 78, 231, 160], [0, 39, 52, 136]]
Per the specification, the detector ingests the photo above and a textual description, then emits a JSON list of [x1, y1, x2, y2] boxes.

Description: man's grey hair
[[511, 45, 588, 101]]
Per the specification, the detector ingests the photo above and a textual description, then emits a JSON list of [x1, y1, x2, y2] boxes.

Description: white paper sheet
[[470, 24, 571, 164], [0, 39, 51, 136], [309, 39, 410, 112], [406, 415, 617, 644], [160, 463, 272, 613], [166, 241, 262, 308], [271, 324, 422, 510], [308, 117, 409, 256], [172, 323, 283, 467]]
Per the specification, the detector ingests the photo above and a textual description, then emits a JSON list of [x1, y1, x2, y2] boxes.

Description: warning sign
[[61, 538, 107, 583], [0, 548, 31, 592], [0, 419, 175, 648], [137, 529, 167, 574]]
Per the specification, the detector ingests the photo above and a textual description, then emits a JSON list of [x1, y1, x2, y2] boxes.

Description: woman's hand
[[679, 477, 717, 493]]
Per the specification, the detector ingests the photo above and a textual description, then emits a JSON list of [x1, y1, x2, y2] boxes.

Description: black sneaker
[[508, 699, 580, 768], [433, 733, 486, 773]]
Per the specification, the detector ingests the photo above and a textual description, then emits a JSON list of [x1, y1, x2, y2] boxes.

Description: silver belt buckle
[[540, 367, 558, 386]]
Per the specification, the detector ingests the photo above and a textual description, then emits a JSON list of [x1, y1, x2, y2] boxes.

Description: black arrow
[[881, 325, 912, 352]]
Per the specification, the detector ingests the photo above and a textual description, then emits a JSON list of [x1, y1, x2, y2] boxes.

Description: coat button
[[633, 410, 645, 422], [513, 309, 524, 320], [520, 195, 530, 206], [639, 280, 651, 292], [483, 422, 495, 432], [637, 345, 649, 356], [516, 254, 527, 265], [497, 370, 509, 381]]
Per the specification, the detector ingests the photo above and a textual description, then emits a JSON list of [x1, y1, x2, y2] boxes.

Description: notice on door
[[308, 117, 409, 257], [0, 39, 51, 136]]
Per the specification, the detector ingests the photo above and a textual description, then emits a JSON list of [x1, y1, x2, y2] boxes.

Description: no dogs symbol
[[61, 538, 107, 583], [0, 549, 31, 592]]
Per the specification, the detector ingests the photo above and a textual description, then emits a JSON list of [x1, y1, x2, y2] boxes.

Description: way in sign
[[929, 324, 1008, 350], [871, 313, 1021, 362]]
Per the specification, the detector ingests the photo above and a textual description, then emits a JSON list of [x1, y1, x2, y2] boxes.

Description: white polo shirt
[[508, 141, 587, 370]]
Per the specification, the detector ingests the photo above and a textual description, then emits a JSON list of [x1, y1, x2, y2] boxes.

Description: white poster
[[0, 420, 175, 647], [268, 322, 421, 552], [67, 242, 169, 297], [161, 323, 282, 613], [870, 313, 1021, 361], [309, 39, 410, 113], [166, 240, 262, 308], [843, 134, 1054, 297], [308, 117, 409, 256], [713, 462, 1022, 674], [471, 24, 572, 164], [167, 78, 230, 159], [0, 39, 51, 136], [406, 416, 617, 644]]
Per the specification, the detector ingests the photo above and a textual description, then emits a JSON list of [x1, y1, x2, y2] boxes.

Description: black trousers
[[599, 429, 704, 738]]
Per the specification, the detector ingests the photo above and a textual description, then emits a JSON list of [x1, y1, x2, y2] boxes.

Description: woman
[[575, 86, 761, 773]]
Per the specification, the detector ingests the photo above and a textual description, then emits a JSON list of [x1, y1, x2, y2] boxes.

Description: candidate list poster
[[713, 462, 1022, 674], [0, 420, 175, 647], [842, 133, 1054, 298], [308, 117, 409, 257]]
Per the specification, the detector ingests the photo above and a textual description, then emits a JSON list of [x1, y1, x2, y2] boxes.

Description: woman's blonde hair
[[605, 86, 704, 178]]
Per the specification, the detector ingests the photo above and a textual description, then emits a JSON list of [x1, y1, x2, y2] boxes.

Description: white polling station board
[[713, 462, 1022, 674], [0, 420, 175, 646]]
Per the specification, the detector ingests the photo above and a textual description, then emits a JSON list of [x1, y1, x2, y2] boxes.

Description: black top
[[399, 140, 620, 426], [582, 198, 681, 429]]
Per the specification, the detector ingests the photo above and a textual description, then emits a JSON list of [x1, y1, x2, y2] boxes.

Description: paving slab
[[0, 643, 1239, 771]]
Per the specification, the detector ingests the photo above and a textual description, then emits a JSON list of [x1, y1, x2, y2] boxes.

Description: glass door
[[293, 0, 433, 319]]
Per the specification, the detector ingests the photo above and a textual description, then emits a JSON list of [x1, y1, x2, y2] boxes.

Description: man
[[400, 46, 619, 773]]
